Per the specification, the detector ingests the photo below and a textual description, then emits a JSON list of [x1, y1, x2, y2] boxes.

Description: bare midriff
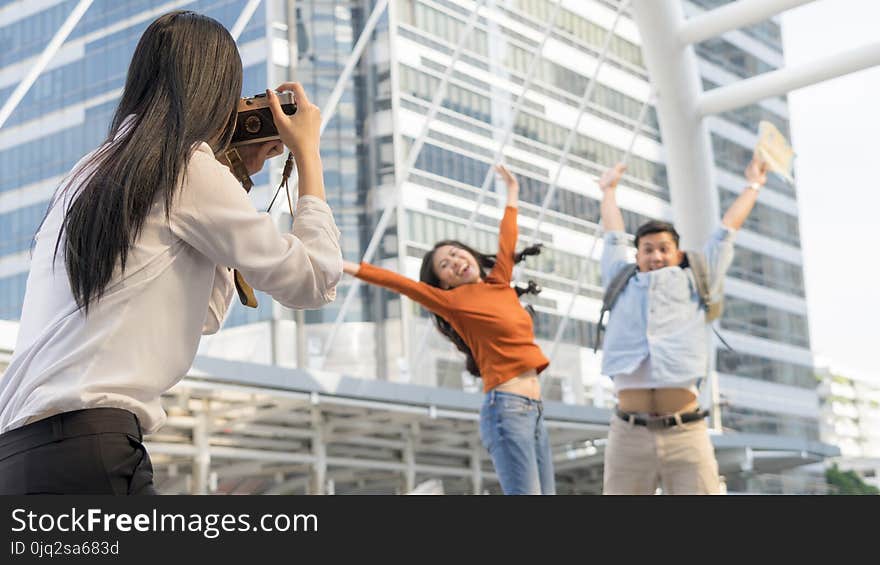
[[493, 368, 541, 400], [617, 387, 699, 415]]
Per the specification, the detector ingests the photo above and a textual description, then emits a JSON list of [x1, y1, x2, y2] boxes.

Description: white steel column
[[697, 42, 880, 116], [678, 0, 815, 46], [630, 0, 718, 247], [631, 0, 720, 426], [403, 430, 416, 493], [471, 440, 483, 495], [389, 0, 413, 382], [192, 407, 211, 494], [309, 407, 327, 495], [528, 0, 633, 245]]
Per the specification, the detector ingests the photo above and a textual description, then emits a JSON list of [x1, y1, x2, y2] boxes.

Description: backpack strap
[[685, 251, 735, 353], [594, 257, 734, 354], [594, 264, 638, 352], [684, 250, 724, 322]]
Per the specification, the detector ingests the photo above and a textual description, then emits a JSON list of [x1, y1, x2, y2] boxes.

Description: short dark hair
[[634, 220, 680, 249]]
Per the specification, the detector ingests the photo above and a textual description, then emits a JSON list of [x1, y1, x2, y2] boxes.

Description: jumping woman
[[342, 165, 554, 495]]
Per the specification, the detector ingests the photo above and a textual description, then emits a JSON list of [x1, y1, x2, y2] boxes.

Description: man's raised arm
[[599, 163, 627, 233], [722, 157, 767, 230]]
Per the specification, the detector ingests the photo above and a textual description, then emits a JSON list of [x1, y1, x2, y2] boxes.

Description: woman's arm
[[267, 83, 325, 202], [351, 262, 452, 317], [171, 147, 342, 310], [173, 83, 342, 310], [343, 260, 360, 276], [497, 164, 519, 209], [488, 165, 519, 283]]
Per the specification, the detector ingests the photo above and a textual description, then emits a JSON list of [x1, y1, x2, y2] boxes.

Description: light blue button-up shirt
[[600, 226, 736, 387]]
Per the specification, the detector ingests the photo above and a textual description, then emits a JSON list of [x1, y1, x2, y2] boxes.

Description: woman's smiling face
[[431, 244, 482, 289]]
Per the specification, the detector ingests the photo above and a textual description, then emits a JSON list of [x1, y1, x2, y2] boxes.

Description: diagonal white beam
[[528, 0, 632, 246], [320, 0, 389, 135], [230, 0, 263, 41], [282, 0, 390, 193], [510, 4, 636, 399], [679, 0, 815, 46], [465, 0, 565, 226], [395, 2, 488, 199], [410, 0, 567, 366], [0, 0, 94, 130], [278, 1, 387, 369], [318, 1, 489, 366], [697, 41, 880, 116], [552, 91, 654, 368]]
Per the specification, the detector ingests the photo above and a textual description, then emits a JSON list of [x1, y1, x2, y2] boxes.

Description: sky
[[781, 0, 880, 378]]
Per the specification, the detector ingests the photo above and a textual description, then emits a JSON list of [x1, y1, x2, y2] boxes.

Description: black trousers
[[0, 407, 157, 495]]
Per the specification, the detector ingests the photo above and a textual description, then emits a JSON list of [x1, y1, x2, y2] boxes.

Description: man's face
[[636, 231, 684, 272]]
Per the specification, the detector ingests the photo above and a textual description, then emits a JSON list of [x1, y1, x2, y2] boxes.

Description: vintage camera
[[230, 91, 297, 147]]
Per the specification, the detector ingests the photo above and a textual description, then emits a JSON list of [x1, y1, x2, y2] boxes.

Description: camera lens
[[244, 115, 262, 134]]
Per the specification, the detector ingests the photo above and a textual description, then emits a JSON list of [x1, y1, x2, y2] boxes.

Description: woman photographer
[[0, 11, 342, 494]]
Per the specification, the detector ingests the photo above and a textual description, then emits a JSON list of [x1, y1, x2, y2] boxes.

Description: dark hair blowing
[[419, 240, 495, 377], [56, 11, 242, 312], [634, 220, 680, 249]]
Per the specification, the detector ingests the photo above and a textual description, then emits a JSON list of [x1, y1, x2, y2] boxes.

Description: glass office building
[[0, 0, 822, 493]]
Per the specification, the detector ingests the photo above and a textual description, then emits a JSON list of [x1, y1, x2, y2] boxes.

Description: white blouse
[[0, 142, 342, 434]]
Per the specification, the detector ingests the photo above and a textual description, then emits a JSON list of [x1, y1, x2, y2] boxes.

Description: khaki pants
[[602, 414, 721, 495]]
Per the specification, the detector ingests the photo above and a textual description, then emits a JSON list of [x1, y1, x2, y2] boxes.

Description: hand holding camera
[[234, 140, 284, 175], [229, 82, 321, 159], [224, 83, 325, 309], [224, 83, 323, 190], [266, 83, 325, 202], [266, 83, 322, 157]]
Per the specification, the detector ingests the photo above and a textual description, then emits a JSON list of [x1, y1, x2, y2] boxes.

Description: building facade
[[0, 0, 823, 493], [817, 365, 880, 491]]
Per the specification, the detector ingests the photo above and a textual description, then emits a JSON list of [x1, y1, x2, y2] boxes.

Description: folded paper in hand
[[754, 120, 795, 183]]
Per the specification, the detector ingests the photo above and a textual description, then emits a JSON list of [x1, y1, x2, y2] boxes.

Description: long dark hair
[[419, 240, 494, 376], [55, 11, 242, 312], [419, 241, 544, 376]]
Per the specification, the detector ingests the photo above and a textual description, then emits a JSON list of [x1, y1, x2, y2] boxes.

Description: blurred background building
[[0, 0, 850, 493]]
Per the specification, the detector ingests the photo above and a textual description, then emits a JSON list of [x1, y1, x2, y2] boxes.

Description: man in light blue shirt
[[598, 158, 767, 495]]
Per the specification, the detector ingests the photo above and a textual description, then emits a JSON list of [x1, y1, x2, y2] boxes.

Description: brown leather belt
[[616, 408, 709, 430]]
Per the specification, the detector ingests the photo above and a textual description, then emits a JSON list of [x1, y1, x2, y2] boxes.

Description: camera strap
[[225, 152, 297, 308], [223, 147, 254, 192]]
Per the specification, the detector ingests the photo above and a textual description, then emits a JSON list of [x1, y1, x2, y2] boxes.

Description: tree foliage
[[826, 464, 879, 495]]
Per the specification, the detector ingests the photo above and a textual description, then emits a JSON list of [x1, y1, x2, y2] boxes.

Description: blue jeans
[[479, 390, 556, 495]]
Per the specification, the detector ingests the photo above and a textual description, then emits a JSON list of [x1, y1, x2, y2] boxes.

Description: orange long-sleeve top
[[355, 206, 549, 392]]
